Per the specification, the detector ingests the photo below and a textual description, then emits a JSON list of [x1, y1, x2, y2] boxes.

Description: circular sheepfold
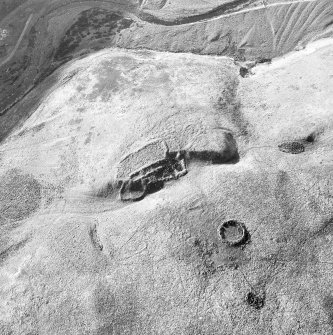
[[278, 141, 305, 154], [219, 220, 247, 246]]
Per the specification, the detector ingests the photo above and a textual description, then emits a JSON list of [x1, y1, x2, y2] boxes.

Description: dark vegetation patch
[[54, 8, 133, 62], [278, 141, 305, 154], [215, 246, 249, 270], [193, 238, 218, 279], [86, 66, 123, 101], [323, 295, 333, 328], [239, 66, 250, 78], [0, 169, 41, 221], [215, 80, 249, 138], [257, 58, 271, 64], [246, 291, 265, 310], [168, 227, 220, 280], [93, 283, 140, 334], [0, 322, 12, 335], [305, 133, 316, 143]]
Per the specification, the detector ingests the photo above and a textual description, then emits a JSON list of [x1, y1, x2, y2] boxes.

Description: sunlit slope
[[0, 42, 332, 334]]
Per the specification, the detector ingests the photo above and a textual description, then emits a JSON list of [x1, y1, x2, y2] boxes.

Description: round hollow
[[278, 141, 305, 154], [246, 292, 265, 310]]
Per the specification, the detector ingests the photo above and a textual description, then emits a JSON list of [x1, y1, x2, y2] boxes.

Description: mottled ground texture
[[0, 0, 333, 334]]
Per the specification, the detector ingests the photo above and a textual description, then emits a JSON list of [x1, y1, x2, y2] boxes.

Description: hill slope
[[0, 39, 332, 334]]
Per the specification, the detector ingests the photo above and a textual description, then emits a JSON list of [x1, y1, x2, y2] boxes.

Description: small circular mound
[[278, 141, 304, 154], [219, 220, 247, 246], [246, 291, 265, 310], [0, 169, 41, 221]]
